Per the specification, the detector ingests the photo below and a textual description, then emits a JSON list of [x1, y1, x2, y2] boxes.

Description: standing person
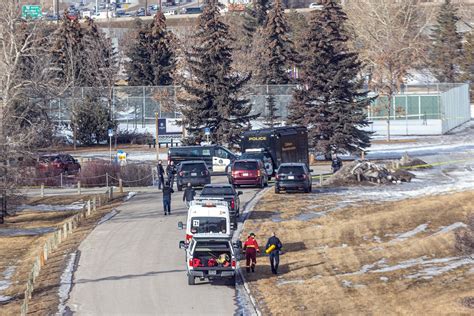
[[265, 232, 283, 275], [162, 181, 174, 215], [157, 160, 165, 190], [331, 154, 342, 173], [243, 233, 260, 273], [166, 161, 176, 188], [182, 183, 195, 207]]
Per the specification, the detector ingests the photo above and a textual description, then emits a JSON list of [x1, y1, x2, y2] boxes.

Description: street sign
[[108, 129, 114, 137], [204, 127, 211, 135], [22, 5, 42, 19]]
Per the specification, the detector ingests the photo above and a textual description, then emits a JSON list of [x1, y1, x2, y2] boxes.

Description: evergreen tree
[[71, 96, 117, 145], [125, 12, 176, 86], [429, 0, 463, 83], [180, 0, 257, 146], [263, 93, 280, 128], [461, 31, 474, 100], [80, 17, 118, 87], [257, 0, 298, 84], [287, 0, 372, 155]]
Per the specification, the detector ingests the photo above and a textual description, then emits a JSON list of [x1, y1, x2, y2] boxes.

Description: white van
[[178, 200, 231, 243]]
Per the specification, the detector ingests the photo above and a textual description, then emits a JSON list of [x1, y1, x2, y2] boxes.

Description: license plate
[[288, 176, 295, 180], [243, 173, 249, 177], [208, 270, 217, 275], [191, 172, 197, 176]]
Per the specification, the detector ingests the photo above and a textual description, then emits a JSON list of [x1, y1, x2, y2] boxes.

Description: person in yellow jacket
[[265, 232, 282, 274]]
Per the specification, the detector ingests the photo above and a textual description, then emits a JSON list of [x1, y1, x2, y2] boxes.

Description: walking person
[[243, 233, 260, 273], [182, 183, 196, 208], [166, 161, 176, 188], [157, 160, 165, 190], [331, 154, 342, 173], [162, 181, 174, 215], [265, 232, 283, 275]]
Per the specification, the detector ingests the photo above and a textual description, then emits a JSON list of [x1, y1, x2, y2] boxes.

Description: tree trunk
[[387, 93, 392, 142]]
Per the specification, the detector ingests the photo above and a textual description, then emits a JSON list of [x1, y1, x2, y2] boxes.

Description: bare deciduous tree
[[346, 0, 434, 141]]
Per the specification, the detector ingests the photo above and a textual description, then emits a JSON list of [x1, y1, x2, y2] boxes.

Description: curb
[[235, 187, 271, 316]]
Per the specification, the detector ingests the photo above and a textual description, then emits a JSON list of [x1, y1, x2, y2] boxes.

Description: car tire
[[275, 187, 280, 194], [177, 185, 182, 192], [259, 178, 264, 188], [228, 275, 236, 286], [304, 186, 310, 193], [309, 185, 312, 193], [188, 275, 195, 285]]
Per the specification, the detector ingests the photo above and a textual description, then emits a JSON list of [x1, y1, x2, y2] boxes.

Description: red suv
[[229, 159, 268, 188], [37, 154, 81, 175]]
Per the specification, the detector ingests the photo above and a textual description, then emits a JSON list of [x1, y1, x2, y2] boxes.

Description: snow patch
[[57, 252, 76, 315], [433, 222, 467, 235], [390, 223, 429, 242], [406, 257, 474, 280], [98, 209, 118, 225], [277, 279, 305, 286], [124, 192, 137, 201], [17, 202, 85, 212], [0, 266, 16, 302], [0, 227, 56, 237]]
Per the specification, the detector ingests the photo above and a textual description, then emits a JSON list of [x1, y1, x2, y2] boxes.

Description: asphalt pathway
[[67, 176, 259, 315]]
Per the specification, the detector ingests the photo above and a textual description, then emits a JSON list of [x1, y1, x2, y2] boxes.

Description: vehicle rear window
[[278, 166, 305, 174], [191, 217, 227, 234], [195, 241, 230, 251], [234, 161, 258, 170], [201, 187, 234, 196], [181, 163, 207, 171]]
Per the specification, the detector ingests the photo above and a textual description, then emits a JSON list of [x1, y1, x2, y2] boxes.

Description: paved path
[[67, 176, 258, 315]]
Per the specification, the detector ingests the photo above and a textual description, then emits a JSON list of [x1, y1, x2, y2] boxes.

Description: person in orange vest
[[243, 232, 260, 273]]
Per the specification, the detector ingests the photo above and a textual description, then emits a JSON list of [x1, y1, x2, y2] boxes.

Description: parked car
[[228, 159, 268, 188], [176, 160, 211, 191], [239, 149, 274, 179], [37, 154, 81, 175], [199, 184, 242, 218], [275, 163, 313, 193]]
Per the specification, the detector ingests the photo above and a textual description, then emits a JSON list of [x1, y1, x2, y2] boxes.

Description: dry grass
[[0, 193, 126, 315], [242, 190, 474, 315]]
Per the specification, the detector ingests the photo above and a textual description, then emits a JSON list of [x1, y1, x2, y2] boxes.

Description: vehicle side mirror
[[237, 191, 243, 196], [178, 221, 184, 230], [233, 240, 243, 249], [309, 169, 314, 172], [179, 241, 187, 249]]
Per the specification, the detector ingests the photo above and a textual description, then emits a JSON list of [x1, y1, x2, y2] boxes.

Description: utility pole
[[155, 113, 160, 161]]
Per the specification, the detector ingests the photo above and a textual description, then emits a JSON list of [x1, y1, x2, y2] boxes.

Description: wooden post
[[93, 197, 97, 212], [119, 179, 123, 193], [108, 187, 113, 201], [77, 181, 81, 195], [361, 151, 365, 160], [319, 174, 323, 185], [87, 200, 91, 216], [40, 184, 44, 198]]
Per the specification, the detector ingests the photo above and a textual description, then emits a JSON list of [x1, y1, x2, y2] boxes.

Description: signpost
[[22, 5, 42, 19], [204, 127, 210, 144], [108, 129, 114, 162]]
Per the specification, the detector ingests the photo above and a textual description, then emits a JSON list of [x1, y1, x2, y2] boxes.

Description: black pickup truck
[[198, 184, 242, 218]]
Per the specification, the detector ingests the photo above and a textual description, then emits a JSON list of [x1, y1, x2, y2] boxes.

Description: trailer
[[240, 126, 309, 174]]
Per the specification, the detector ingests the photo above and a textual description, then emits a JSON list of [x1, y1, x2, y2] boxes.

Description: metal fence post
[[60, 173, 63, 188], [119, 179, 123, 193], [106, 173, 109, 188]]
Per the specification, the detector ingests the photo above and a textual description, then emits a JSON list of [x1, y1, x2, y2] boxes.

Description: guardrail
[[20, 196, 104, 315]]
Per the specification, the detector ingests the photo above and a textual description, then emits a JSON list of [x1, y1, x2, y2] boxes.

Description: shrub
[[116, 130, 153, 145], [79, 160, 120, 187], [119, 163, 153, 187], [455, 214, 474, 255]]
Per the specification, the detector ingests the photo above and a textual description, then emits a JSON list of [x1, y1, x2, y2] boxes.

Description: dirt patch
[[241, 190, 474, 315], [0, 193, 126, 315]]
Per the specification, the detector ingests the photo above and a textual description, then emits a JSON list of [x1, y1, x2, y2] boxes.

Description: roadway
[[66, 175, 259, 315]]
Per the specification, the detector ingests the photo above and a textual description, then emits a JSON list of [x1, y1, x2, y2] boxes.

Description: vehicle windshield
[[234, 161, 258, 170], [278, 166, 305, 174], [181, 163, 207, 171], [190, 217, 227, 234], [201, 187, 234, 196]]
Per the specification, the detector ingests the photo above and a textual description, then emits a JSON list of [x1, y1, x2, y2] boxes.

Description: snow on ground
[[389, 224, 429, 243], [0, 227, 56, 237], [16, 202, 85, 212], [98, 209, 119, 225], [124, 192, 137, 201], [433, 222, 467, 235], [57, 252, 76, 315], [0, 266, 16, 302]]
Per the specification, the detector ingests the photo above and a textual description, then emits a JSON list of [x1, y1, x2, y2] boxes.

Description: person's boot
[[251, 266, 255, 273], [246, 267, 250, 273]]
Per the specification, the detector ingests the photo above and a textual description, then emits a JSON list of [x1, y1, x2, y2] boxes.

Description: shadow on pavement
[[75, 269, 186, 284]]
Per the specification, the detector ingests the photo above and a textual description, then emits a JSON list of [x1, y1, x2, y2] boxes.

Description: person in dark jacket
[[265, 232, 283, 274], [166, 161, 176, 188], [331, 154, 342, 173], [182, 183, 195, 207], [162, 181, 174, 215], [157, 160, 165, 190]]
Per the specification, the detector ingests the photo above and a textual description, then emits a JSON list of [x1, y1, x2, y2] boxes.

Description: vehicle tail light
[[302, 174, 307, 179], [232, 260, 236, 267], [179, 171, 184, 176], [257, 170, 261, 177], [232, 170, 238, 177], [186, 234, 193, 241], [189, 259, 193, 267], [201, 170, 208, 176], [230, 198, 235, 210], [276, 174, 280, 180]]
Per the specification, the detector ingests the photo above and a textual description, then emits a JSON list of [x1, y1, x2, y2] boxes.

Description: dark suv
[[275, 163, 313, 193], [200, 184, 242, 218], [176, 161, 211, 191]]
